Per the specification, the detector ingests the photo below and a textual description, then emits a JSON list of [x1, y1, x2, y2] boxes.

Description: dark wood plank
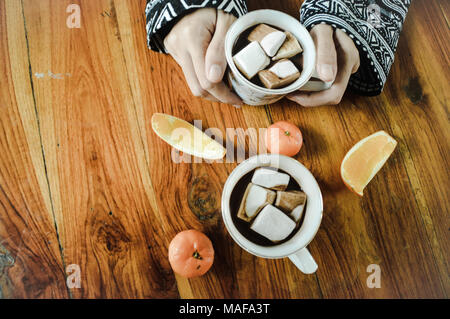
[[21, 0, 179, 298], [0, 0, 68, 298]]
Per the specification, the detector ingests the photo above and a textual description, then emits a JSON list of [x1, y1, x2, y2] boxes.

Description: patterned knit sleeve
[[300, 0, 411, 96], [145, 0, 248, 54]]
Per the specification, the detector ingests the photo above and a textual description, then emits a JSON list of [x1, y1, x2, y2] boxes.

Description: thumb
[[311, 24, 337, 82], [205, 11, 236, 83]]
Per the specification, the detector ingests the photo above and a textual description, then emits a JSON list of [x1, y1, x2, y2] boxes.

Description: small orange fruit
[[266, 121, 303, 157], [341, 131, 397, 196], [168, 230, 214, 278]]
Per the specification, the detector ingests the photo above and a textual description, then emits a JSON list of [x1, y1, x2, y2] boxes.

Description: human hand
[[164, 8, 242, 105], [287, 24, 360, 106]]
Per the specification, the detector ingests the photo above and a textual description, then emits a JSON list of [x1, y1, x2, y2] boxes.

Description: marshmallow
[[237, 183, 276, 222], [275, 190, 306, 212], [258, 59, 301, 89], [290, 204, 305, 222], [269, 59, 300, 79], [233, 41, 270, 80], [258, 69, 300, 89], [250, 204, 296, 242], [258, 70, 284, 89], [273, 32, 303, 61], [260, 31, 286, 57], [248, 24, 279, 42], [275, 190, 307, 223], [251, 168, 290, 191]]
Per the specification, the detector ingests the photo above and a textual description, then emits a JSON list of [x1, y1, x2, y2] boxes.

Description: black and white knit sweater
[[145, 0, 411, 96]]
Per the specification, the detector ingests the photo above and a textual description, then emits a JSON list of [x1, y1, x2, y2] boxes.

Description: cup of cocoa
[[225, 9, 332, 106], [221, 154, 323, 274]]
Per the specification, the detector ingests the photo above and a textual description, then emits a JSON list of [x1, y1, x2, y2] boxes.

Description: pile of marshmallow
[[237, 168, 307, 242], [233, 24, 303, 89]]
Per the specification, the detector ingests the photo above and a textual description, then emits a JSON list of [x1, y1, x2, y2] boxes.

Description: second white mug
[[221, 154, 323, 274]]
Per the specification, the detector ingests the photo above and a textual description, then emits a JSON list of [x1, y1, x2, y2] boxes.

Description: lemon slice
[[340, 131, 397, 196], [151, 113, 226, 160]]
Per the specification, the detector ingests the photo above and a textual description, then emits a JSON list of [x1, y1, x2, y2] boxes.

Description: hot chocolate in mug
[[225, 9, 332, 106], [221, 154, 323, 274]]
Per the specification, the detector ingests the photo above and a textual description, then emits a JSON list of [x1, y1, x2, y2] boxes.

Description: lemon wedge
[[341, 131, 397, 196], [151, 113, 226, 160]]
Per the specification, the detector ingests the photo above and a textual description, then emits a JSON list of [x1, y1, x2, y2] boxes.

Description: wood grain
[[0, 0, 448, 298], [21, 0, 177, 298], [0, 0, 68, 298]]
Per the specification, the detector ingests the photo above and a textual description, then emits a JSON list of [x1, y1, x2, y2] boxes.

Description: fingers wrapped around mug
[[288, 27, 360, 107], [164, 8, 242, 105]]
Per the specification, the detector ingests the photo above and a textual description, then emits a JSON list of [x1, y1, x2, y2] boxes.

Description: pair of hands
[[164, 8, 360, 107]]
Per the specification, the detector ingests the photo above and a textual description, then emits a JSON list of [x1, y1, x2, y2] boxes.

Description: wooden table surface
[[0, 0, 448, 299]]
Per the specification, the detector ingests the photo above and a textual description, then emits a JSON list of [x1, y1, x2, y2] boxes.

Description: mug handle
[[299, 69, 333, 92], [288, 247, 318, 274]]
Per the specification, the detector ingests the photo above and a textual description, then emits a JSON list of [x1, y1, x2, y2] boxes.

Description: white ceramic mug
[[221, 154, 323, 274], [225, 9, 332, 106]]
